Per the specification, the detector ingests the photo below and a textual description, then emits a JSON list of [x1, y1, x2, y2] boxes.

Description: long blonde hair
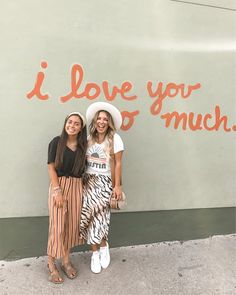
[[88, 110, 116, 157]]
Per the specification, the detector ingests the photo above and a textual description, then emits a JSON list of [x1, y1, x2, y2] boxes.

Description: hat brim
[[86, 102, 122, 130]]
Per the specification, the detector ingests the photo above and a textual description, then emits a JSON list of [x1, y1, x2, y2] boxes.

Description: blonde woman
[[80, 102, 124, 273], [47, 112, 87, 283]]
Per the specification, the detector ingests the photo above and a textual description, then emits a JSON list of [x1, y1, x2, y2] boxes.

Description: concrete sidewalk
[[0, 234, 235, 295]]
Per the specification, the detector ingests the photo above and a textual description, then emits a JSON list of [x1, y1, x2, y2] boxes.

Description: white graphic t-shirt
[[86, 133, 124, 176]]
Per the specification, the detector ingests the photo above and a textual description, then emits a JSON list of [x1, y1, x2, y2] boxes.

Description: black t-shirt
[[47, 136, 83, 178]]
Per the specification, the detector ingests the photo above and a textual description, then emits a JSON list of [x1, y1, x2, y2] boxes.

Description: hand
[[113, 185, 122, 200], [53, 194, 64, 208]]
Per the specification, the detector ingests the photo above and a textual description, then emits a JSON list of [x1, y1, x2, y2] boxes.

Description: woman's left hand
[[113, 185, 122, 200]]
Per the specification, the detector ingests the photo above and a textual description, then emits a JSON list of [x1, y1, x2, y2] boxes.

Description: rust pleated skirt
[[47, 176, 83, 259]]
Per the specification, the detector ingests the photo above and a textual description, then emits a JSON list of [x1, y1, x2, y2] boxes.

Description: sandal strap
[[47, 263, 63, 284], [61, 262, 77, 278], [47, 263, 57, 273], [63, 262, 74, 269]]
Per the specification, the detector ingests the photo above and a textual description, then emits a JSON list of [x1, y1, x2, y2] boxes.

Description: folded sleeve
[[47, 136, 59, 164], [114, 133, 124, 154]]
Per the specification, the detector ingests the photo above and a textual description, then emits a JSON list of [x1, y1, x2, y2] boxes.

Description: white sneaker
[[91, 251, 101, 274], [100, 242, 110, 269]]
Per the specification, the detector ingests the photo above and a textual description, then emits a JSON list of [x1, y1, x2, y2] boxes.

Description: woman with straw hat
[[80, 102, 124, 274]]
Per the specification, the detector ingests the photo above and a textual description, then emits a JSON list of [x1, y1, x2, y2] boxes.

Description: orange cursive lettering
[[27, 61, 49, 100], [121, 110, 140, 131]]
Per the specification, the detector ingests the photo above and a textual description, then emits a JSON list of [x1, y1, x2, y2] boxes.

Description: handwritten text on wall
[[27, 61, 235, 132]]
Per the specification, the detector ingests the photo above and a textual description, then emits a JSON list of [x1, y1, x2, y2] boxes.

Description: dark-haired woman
[[47, 112, 87, 284]]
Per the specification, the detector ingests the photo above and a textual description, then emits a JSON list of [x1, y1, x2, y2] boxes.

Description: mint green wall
[[1, 208, 235, 260], [0, 1, 235, 218]]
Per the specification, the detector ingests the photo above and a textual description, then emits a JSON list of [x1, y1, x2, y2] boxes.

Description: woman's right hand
[[48, 164, 64, 208], [53, 194, 64, 208]]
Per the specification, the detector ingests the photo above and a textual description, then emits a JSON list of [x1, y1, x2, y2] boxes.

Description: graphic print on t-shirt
[[87, 144, 108, 173]]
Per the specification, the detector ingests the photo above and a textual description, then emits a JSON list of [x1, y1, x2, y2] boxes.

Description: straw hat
[[86, 102, 122, 130]]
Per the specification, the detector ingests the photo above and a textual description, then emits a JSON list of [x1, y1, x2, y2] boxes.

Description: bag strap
[[110, 135, 122, 188], [110, 137, 115, 187]]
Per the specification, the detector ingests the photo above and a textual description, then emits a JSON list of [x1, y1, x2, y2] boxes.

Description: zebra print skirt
[[80, 173, 113, 245]]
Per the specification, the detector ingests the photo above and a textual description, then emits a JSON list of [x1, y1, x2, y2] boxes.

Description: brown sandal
[[61, 262, 78, 279], [47, 263, 64, 284]]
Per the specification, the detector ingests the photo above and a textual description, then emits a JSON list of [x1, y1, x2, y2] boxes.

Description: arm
[[113, 151, 123, 200], [48, 163, 64, 208]]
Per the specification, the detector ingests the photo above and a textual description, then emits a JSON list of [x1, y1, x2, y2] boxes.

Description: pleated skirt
[[47, 176, 82, 259]]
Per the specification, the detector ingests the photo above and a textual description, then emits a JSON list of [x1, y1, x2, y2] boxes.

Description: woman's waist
[[84, 172, 112, 180], [85, 169, 111, 177]]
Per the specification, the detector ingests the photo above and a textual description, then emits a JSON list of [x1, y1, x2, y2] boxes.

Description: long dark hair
[[55, 114, 87, 175]]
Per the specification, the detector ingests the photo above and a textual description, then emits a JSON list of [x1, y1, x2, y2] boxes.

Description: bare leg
[[91, 244, 100, 252], [62, 250, 70, 264], [100, 239, 107, 247], [47, 255, 63, 284], [61, 249, 78, 279]]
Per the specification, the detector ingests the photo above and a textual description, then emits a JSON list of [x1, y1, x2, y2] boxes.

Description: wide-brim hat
[[86, 102, 122, 130], [66, 112, 86, 128]]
